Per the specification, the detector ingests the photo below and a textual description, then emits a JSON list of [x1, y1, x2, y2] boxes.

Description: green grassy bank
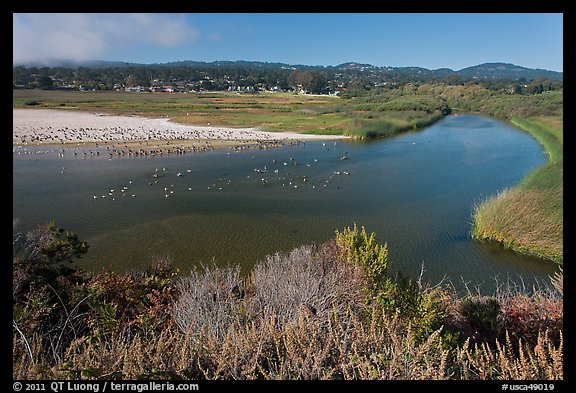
[[471, 117, 563, 264], [12, 89, 445, 139]]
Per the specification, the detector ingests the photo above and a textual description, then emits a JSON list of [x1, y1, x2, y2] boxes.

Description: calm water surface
[[13, 114, 560, 293]]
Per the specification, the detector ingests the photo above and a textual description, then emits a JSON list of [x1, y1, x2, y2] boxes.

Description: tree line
[[13, 61, 562, 95]]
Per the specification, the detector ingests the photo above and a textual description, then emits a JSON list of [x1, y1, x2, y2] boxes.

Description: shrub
[[79, 271, 174, 337], [13, 223, 177, 369], [376, 275, 450, 344], [499, 292, 562, 347], [13, 222, 89, 301], [248, 244, 367, 326], [335, 224, 389, 286], [173, 244, 368, 337], [458, 296, 501, 342], [172, 264, 245, 341]]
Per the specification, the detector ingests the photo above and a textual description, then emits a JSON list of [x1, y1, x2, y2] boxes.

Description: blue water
[[13, 114, 560, 293]]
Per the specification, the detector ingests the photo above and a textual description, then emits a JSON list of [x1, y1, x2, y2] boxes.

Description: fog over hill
[[13, 59, 563, 81]]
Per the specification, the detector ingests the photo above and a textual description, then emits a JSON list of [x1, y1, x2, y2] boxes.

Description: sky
[[13, 13, 563, 72]]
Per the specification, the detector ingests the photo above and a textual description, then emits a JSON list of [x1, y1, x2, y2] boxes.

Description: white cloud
[[13, 13, 197, 65]]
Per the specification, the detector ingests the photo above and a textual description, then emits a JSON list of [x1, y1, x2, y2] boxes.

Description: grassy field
[[471, 116, 563, 264], [12, 89, 444, 138]]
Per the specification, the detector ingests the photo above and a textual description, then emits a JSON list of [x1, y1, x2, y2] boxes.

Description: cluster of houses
[[15, 72, 341, 95], [118, 82, 332, 95], [120, 85, 287, 94], [121, 84, 339, 95]]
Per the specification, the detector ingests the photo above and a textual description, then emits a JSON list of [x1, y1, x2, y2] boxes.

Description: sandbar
[[13, 109, 347, 147]]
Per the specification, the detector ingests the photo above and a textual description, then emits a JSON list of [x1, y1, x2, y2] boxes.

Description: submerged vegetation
[[13, 223, 562, 380]]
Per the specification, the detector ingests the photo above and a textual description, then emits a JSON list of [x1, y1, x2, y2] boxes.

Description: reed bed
[[471, 117, 563, 264]]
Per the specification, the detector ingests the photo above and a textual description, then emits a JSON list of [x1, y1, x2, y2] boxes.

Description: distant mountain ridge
[[14, 59, 563, 82], [333, 61, 562, 81]]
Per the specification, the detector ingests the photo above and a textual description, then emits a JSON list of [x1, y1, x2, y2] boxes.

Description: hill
[[14, 59, 562, 81], [457, 62, 563, 81]]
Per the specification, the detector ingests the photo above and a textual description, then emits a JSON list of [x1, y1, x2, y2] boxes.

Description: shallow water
[[13, 114, 560, 293]]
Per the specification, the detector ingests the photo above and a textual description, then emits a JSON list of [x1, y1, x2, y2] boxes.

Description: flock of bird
[[83, 141, 353, 202], [13, 123, 296, 158], [14, 132, 353, 202], [14, 136, 289, 160]]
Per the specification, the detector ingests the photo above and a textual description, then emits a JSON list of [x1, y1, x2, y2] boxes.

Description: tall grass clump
[[471, 187, 562, 262], [345, 110, 444, 139], [471, 117, 563, 263], [511, 118, 563, 164], [549, 267, 563, 295]]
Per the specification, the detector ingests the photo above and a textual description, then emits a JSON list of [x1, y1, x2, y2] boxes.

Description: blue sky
[[13, 13, 563, 72]]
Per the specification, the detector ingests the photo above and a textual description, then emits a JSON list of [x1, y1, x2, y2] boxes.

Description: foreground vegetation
[[13, 223, 562, 380]]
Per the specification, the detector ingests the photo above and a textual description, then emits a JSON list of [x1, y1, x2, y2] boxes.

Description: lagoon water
[[13, 114, 560, 293]]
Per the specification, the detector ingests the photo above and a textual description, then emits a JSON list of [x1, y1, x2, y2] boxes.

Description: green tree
[[525, 77, 544, 94], [287, 70, 327, 94], [36, 75, 54, 90], [308, 71, 327, 94]]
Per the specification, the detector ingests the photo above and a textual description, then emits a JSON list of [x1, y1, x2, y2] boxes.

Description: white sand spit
[[13, 109, 347, 145]]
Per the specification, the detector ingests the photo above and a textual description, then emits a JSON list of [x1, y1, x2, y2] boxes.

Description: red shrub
[[499, 292, 562, 346]]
